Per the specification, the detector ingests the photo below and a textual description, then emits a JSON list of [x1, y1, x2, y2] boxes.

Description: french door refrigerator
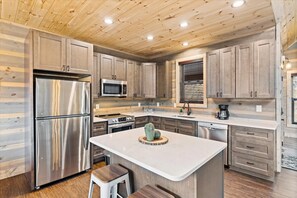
[[34, 77, 91, 188]]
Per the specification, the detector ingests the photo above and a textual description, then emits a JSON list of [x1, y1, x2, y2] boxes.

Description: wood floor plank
[[0, 163, 296, 198]]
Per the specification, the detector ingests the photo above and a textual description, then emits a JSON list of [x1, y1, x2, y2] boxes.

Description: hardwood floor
[[1, 164, 297, 198]]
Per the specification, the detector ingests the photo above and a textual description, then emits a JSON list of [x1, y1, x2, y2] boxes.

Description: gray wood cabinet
[[135, 116, 149, 128], [127, 60, 135, 98], [134, 62, 142, 97], [236, 40, 275, 98], [92, 122, 107, 163], [141, 63, 156, 98], [33, 31, 93, 74], [149, 116, 162, 129], [92, 53, 100, 98], [230, 126, 275, 181], [162, 118, 196, 136], [157, 61, 173, 99], [207, 47, 235, 98], [100, 54, 127, 80]]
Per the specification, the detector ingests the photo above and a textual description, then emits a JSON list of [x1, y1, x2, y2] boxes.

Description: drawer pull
[[246, 162, 254, 165], [246, 146, 255, 149], [247, 132, 255, 135]]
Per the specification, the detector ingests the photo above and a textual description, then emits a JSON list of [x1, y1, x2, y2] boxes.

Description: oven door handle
[[108, 122, 134, 129]]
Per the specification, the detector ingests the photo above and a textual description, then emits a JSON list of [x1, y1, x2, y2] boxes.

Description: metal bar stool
[[128, 185, 175, 198], [88, 164, 131, 198]]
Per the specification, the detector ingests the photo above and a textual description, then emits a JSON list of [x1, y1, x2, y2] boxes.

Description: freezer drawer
[[35, 116, 90, 187], [35, 78, 90, 118]]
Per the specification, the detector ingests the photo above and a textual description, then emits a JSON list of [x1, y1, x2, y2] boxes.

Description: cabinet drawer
[[162, 118, 177, 126], [163, 124, 176, 133], [135, 123, 146, 128], [232, 152, 274, 177], [232, 137, 273, 159], [135, 116, 149, 125], [232, 126, 274, 142], [93, 122, 107, 131], [178, 128, 195, 136], [150, 116, 162, 124], [177, 120, 196, 130], [154, 124, 162, 129]]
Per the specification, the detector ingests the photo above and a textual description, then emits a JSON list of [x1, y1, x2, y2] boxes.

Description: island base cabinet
[[109, 152, 224, 198]]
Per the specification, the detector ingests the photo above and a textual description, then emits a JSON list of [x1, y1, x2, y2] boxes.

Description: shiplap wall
[[0, 21, 28, 180]]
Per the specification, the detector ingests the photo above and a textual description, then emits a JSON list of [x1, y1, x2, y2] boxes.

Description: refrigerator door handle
[[84, 117, 90, 150], [84, 84, 90, 114]]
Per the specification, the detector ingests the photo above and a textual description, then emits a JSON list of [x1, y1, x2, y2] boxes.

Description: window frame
[[175, 54, 207, 108], [286, 69, 297, 127]]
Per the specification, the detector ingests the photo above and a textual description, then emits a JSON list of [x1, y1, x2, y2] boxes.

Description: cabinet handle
[[114, 75, 116, 79], [250, 91, 253, 97], [246, 162, 254, 166], [216, 92, 219, 97], [220, 92, 222, 97], [62, 65, 66, 71], [247, 132, 255, 135], [67, 65, 70, 71], [255, 91, 257, 97], [246, 145, 255, 149]]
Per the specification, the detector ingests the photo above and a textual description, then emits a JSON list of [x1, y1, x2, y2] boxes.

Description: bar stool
[[88, 164, 131, 198], [128, 185, 175, 198]]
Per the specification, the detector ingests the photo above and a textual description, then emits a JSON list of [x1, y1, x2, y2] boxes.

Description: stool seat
[[88, 164, 131, 198], [92, 164, 128, 183], [128, 185, 175, 198]]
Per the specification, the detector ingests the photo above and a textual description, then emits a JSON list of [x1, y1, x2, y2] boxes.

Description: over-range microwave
[[101, 79, 127, 97]]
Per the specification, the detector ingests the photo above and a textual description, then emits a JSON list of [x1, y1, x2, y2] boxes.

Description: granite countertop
[[90, 128, 226, 181]]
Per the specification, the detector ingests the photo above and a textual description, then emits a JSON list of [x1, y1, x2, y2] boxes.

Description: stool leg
[[88, 179, 94, 198], [124, 174, 131, 196], [100, 184, 111, 198], [112, 184, 118, 198]]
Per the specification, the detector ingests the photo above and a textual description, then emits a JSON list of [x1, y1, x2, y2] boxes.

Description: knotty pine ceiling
[[0, 0, 275, 58]]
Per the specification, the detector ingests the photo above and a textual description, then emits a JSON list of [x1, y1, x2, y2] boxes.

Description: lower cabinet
[[135, 116, 149, 128], [230, 126, 275, 180], [149, 116, 162, 129], [92, 122, 107, 163]]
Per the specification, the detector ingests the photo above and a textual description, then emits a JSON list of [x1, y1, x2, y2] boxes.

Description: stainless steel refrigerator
[[34, 77, 91, 188]]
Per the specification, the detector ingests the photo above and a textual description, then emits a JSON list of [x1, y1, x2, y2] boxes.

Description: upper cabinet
[[157, 61, 173, 99], [236, 40, 275, 98], [100, 54, 127, 80], [33, 31, 93, 74], [207, 47, 235, 98], [141, 63, 156, 98], [126, 60, 135, 98], [93, 53, 100, 98], [207, 39, 275, 99], [134, 62, 142, 97]]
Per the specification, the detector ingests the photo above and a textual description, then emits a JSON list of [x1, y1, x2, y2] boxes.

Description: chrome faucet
[[182, 102, 192, 115]]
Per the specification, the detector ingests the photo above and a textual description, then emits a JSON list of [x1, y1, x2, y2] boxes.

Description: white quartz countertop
[[90, 128, 226, 181], [125, 112, 278, 130]]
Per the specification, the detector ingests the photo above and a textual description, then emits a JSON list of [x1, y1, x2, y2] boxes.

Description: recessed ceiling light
[[231, 0, 245, 8], [182, 42, 189, 46], [147, 35, 154, 41], [104, 17, 113, 25], [180, 21, 188, 28]]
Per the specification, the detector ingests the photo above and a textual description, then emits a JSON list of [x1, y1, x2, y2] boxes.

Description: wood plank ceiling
[[0, 0, 275, 58]]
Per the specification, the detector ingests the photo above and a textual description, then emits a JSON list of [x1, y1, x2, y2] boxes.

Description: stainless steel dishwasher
[[198, 122, 229, 166]]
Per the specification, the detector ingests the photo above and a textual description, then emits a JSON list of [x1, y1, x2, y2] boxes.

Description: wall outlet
[[138, 103, 141, 107], [256, 105, 262, 112], [157, 102, 160, 107], [95, 104, 100, 109]]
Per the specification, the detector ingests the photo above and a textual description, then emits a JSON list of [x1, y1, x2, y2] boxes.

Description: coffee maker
[[217, 104, 229, 120]]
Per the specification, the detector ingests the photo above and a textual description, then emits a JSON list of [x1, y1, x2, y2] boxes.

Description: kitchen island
[[90, 128, 227, 197]]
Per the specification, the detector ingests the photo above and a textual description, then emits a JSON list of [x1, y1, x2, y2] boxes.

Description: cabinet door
[[126, 60, 135, 97], [236, 44, 253, 98], [100, 54, 114, 79], [92, 53, 100, 98], [33, 31, 66, 71], [114, 57, 127, 80], [67, 39, 93, 74], [134, 62, 142, 97], [219, 47, 235, 98], [253, 40, 275, 98], [157, 60, 173, 98], [142, 63, 156, 98], [207, 50, 220, 98]]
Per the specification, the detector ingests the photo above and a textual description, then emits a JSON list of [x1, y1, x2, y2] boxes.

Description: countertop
[[93, 117, 108, 123], [125, 111, 278, 130], [90, 128, 227, 181]]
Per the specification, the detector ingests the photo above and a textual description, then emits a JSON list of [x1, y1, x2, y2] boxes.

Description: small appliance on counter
[[217, 104, 230, 120]]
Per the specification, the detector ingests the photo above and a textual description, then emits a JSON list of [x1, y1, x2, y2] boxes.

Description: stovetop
[[95, 113, 134, 125]]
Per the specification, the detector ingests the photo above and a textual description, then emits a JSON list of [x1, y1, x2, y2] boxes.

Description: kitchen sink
[[172, 115, 196, 119]]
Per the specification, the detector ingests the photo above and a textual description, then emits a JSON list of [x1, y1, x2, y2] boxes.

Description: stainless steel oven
[[101, 79, 127, 97], [108, 122, 135, 133]]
